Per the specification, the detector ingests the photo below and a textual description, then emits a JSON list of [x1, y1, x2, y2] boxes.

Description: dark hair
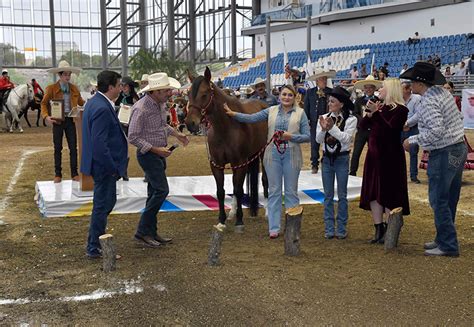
[[97, 70, 122, 93], [2, 71, 7, 76], [446, 81, 454, 89]]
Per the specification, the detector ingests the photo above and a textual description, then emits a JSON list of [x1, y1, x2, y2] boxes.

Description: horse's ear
[[187, 69, 195, 82], [204, 67, 211, 82]]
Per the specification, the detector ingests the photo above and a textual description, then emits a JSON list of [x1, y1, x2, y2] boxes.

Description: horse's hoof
[[234, 225, 245, 233], [213, 223, 226, 232]]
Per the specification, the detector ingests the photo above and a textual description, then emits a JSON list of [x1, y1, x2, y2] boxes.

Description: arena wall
[[253, 1, 473, 56]]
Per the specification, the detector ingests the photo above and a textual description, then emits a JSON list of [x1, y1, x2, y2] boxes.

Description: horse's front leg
[[232, 168, 247, 232], [211, 165, 227, 231]]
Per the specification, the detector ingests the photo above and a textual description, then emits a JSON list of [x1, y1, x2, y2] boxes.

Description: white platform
[[35, 171, 362, 218]]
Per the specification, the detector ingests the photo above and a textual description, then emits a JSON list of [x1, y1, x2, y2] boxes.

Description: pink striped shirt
[[128, 94, 174, 154]]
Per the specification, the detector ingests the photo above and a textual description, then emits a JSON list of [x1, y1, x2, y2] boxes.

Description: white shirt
[[316, 112, 357, 153], [97, 91, 116, 109]]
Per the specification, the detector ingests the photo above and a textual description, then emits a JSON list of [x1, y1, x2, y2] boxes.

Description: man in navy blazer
[[304, 69, 335, 174], [81, 70, 128, 258]]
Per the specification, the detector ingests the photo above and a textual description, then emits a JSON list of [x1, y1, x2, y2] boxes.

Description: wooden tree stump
[[284, 206, 303, 256], [208, 229, 224, 266], [384, 207, 404, 251], [99, 234, 116, 272]]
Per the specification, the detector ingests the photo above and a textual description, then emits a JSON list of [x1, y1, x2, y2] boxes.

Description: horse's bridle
[[188, 83, 215, 121]]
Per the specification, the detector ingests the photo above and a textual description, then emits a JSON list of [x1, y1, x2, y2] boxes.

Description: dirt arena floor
[[0, 113, 473, 326]]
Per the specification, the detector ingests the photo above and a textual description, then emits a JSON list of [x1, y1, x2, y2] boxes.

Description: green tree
[[129, 49, 192, 83], [0, 43, 26, 66], [60, 50, 91, 67]]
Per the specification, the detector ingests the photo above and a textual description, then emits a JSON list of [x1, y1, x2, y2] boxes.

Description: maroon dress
[[359, 104, 410, 215]]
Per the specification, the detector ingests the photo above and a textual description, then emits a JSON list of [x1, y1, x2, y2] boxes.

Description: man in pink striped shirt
[[128, 73, 189, 248]]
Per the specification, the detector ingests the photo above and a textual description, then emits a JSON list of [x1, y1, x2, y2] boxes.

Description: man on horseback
[[0, 69, 15, 114]]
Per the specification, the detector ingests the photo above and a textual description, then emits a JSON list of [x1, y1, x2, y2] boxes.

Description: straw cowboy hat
[[307, 68, 337, 81], [90, 80, 97, 87], [135, 73, 150, 84], [353, 75, 383, 90], [245, 86, 255, 95], [47, 60, 81, 75], [139, 72, 181, 93], [399, 61, 446, 85], [253, 77, 267, 87]]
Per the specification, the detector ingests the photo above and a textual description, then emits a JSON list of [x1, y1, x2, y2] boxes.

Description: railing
[[251, 4, 312, 26]]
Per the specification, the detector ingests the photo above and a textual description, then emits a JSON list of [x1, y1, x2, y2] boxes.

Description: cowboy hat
[[353, 75, 383, 90], [307, 68, 337, 81], [139, 72, 181, 93], [399, 61, 446, 85], [90, 80, 97, 87], [327, 86, 354, 112], [1, 69, 8, 74], [47, 60, 81, 75], [245, 86, 255, 95], [253, 77, 267, 86]]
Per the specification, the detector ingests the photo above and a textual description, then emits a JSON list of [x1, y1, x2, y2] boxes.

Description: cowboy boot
[[378, 222, 387, 244], [370, 223, 383, 244]]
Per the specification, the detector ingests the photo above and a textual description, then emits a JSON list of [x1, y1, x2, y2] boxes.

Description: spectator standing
[[250, 77, 278, 106], [350, 66, 359, 80], [360, 64, 368, 78]]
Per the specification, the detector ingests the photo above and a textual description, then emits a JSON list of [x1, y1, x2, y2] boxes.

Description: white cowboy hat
[[140, 73, 149, 82], [47, 60, 81, 75], [307, 68, 337, 81], [353, 75, 383, 90], [139, 72, 181, 93], [1, 69, 8, 74], [90, 80, 97, 87], [244, 86, 255, 95], [253, 77, 267, 86]]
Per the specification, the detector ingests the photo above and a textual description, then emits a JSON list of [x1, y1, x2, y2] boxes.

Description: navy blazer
[[81, 93, 128, 178], [304, 86, 332, 123]]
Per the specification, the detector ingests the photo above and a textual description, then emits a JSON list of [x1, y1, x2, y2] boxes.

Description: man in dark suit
[[81, 70, 128, 259], [304, 69, 335, 173]]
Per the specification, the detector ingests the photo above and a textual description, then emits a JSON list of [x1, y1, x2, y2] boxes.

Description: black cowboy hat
[[327, 86, 354, 112], [121, 76, 139, 89], [399, 61, 446, 85]]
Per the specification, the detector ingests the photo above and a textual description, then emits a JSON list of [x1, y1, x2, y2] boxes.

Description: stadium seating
[[220, 33, 474, 89]]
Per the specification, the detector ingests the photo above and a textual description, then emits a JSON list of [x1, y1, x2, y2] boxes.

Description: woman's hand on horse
[[223, 103, 235, 117], [280, 132, 292, 141]]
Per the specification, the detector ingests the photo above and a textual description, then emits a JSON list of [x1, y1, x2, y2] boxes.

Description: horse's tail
[[248, 157, 260, 217]]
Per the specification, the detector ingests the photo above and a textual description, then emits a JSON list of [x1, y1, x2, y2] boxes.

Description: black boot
[[378, 222, 387, 244], [370, 223, 384, 244]]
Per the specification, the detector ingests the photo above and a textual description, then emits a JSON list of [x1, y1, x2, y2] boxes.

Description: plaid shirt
[[128, 94, 175, 154], [408, 86, 464, 150]]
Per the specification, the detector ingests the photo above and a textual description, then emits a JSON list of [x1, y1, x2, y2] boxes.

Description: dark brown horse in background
[[185, 67, 268, 231]]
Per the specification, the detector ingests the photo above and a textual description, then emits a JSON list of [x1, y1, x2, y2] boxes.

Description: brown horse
[[185, 67, 268, 231]]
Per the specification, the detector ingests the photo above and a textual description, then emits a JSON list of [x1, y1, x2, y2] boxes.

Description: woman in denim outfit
[[316, 87, 357, 239], [225, 85, 310, 239]]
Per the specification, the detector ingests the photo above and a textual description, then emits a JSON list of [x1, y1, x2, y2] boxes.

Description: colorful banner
[[461, 89, 474, 129], [35, 171, 362, 218]]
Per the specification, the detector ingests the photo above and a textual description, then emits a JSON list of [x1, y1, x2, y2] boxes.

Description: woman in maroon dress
[[359, 78, 410, 244]]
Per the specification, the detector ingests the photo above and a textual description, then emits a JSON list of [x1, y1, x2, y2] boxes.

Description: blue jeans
[[87, 173, 117, 256], [401, 126, 419, 179], [427, 142, 467, 253], [321, 153, 349, 236], [264, 147, 301, 234], [136, 151, 169, 238]]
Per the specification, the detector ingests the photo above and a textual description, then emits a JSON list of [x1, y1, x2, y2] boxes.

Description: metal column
[[100, 0, 108, 69], [120, 0, 128, 76], [139, 0, 147, 50], [49, 0, 57, 71], [265, 17, 271, 94], [189, 0, 196, 66], [231, 0, 237, 64], [306, 16, 311, 64], [167, 1, 175, 60]]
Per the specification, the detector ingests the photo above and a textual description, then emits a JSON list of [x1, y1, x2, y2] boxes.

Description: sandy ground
[[0, 113, 473, 326]]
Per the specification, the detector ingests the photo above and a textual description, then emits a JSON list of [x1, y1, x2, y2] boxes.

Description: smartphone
[[168, 144, 179, 152]]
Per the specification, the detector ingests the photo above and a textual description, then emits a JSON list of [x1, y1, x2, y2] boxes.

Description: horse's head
[[26, 83, 35, 102], [185, 67, 214, 134]]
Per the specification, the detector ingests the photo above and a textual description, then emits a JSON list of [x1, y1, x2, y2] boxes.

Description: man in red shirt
[[0, 69, 15, 113]]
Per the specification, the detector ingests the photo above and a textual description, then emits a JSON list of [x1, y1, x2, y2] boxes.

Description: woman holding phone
[[359, 78, 410, 244]]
